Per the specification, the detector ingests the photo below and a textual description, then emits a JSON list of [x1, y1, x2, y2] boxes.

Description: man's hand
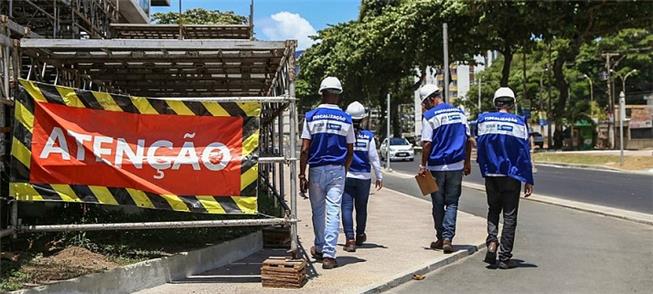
[[418, 165, 428, 176], [375, 179, 383, 191], [524, 183, 533, 197], [299, 175, 309, 194], [464, 161, 472, 176]]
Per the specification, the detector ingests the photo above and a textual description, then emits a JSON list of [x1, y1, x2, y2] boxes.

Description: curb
[[12, 231, 263, 294], [358, 243, 484, 293], [357, 186, 485, 293], [461, 182, 653, 226], [534, 162, 653, 175]]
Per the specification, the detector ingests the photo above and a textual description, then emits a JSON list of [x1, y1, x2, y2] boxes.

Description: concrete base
[[12, 231, 263, 294]]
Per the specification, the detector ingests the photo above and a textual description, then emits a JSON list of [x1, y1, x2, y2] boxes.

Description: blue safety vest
[[350, 129, 374, 173], [476, 111, 534, 185], [304, 107, 353, 167], [423, 103, 469, 166]]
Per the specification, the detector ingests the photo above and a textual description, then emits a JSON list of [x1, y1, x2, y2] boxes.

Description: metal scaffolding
[[0, 0, 118, 39], [110, 23, 252, 40], [0, 16, 300, 255]]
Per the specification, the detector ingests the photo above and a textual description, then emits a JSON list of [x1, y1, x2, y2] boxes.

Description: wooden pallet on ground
[[261, 257, 307, 288]]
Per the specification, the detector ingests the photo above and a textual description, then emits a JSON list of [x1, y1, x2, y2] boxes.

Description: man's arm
[[299, 119, 312, 193], [345, 144, 354, 171], [299, 139, 311, 193], [419, 116, 433, 176], [420, 141, 432, 176], [464, 137, 473, 175]]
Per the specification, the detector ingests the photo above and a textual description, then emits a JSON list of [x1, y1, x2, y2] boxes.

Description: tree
[[466, 1, 544, 86], [540, 1, 653, 147], [152, 8, 247, 25]]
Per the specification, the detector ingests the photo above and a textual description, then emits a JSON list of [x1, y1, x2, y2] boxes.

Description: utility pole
[[547, 44, 553, 149], [386, 93, 392, 171], [443, 23, 449, 103], [602, 52, 619, 149]]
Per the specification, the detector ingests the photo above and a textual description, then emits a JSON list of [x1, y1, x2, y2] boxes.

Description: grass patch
[[532, 153, 653, 170]]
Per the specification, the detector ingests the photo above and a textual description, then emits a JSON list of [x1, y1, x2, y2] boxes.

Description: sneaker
[[484, 241, 498, 264], [442, 240, 454, 254], [322, 257, 338, 269], [498, 259, 516, 269], [343, 240, 357, 252], [430, 240, 443, 250], [355, 233, 367, 245], [310, 246, 323, 262]]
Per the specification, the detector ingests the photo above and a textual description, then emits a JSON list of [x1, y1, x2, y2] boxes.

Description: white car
[[379, 137, 415, 161]]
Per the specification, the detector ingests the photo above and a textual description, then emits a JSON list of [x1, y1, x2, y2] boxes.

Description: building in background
[[115, 0, 171, 24]]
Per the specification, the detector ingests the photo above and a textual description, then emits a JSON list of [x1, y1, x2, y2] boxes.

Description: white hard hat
[[419, 84, 440, 101], [493, 87, 516, 105], [345, 101, 367, 120], [318, 76, 343, 94]]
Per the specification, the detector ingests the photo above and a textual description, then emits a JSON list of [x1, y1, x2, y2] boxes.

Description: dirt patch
[[23, 246, 118, 283]]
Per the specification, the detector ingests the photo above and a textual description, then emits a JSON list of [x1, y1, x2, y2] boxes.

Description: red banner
[[30, 101, 243, 196]]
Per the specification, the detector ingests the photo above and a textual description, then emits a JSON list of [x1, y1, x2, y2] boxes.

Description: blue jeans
[[430, 170, 463, 241], [341, 177, 372, 240], [309, 165, 346, 258]]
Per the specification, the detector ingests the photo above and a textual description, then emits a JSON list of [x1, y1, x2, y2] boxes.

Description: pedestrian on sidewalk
[[417, 84, 473, 254], [341, 101, 383, 253], [299, 76, 355, 270], [476, 87, 534, 269]]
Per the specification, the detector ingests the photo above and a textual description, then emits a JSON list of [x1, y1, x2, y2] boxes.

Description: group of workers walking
[[299, 76, 534, 270]]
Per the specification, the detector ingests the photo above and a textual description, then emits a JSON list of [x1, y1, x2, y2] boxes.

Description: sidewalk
[[138, 184, 487, 293]]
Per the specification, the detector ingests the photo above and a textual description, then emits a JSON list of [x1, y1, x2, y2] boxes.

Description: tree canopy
[[152, 8, 247, 25], [296, 0, 653, 139]]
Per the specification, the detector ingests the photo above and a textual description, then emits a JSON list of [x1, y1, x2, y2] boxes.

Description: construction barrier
[[9, 80, 260, 214]]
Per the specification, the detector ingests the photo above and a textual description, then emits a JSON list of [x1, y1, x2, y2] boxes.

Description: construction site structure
[[0, 0, 300, 256]]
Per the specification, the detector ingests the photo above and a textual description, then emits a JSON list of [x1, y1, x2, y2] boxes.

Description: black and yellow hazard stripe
[[9, 79, 260, 214]]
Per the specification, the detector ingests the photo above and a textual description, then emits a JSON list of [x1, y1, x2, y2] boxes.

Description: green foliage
[[152, 8, 246, 25], [461, 28, 652, 123]]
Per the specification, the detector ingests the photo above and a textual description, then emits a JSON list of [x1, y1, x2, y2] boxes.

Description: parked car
[[379, 137, 415, 161], [530, 132, 544, 149]]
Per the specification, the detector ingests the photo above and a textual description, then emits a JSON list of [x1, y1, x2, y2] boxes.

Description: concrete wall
[[13, 231, 263, 294]]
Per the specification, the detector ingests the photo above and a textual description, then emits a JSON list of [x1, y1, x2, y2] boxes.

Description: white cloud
[[259, 12, 317, 50]]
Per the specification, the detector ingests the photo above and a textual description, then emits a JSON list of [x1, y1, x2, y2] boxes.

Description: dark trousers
[[485, 176, 521, 261], [341, 177, 372, 240], [430, 170, 463, 241]]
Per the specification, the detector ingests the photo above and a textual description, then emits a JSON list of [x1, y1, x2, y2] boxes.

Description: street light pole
[[619, 91, 625, 166], [386, 93, 392, 171], [583, 74, 593, 120], [443, 23, 450, 103], [477, 75, 482, 113], [615, 69, 637, 165]]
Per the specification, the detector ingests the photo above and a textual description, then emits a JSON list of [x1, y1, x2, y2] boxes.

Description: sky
[[151, 0, 360, 50]]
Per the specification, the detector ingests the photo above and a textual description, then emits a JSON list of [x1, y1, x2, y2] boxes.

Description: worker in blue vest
[[299, 76, 355, 270], [476, 87, 534, 269], [341, 101, 383, 252], [418, 84, 473, 254]]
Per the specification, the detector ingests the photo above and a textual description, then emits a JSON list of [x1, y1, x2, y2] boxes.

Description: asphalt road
[[380, 173, 653, 294], [386, 159, 653, 214]]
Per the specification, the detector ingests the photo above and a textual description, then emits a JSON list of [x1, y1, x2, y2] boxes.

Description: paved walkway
[[138, 184, 487, 293]]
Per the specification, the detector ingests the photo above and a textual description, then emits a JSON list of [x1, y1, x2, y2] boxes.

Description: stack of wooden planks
[[261, 257, 307, 288]]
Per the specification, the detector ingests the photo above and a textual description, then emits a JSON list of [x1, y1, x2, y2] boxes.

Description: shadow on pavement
[[358, 243, 388, 249], [336, 256, 367, 267], [485, 259, 538, 270], [170, 245, 324, 284]]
